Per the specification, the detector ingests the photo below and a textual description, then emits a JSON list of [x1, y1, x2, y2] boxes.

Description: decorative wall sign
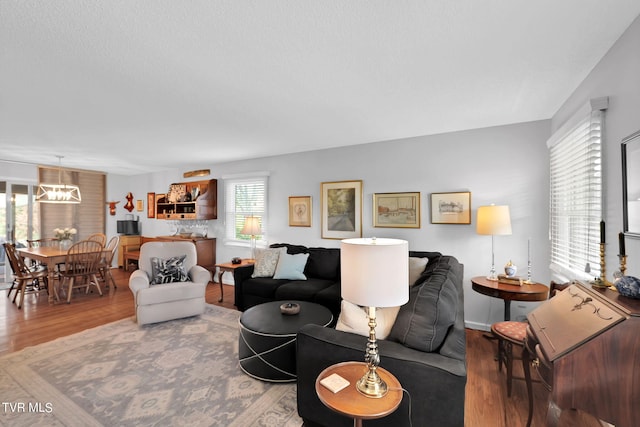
[[147, 192, 156, 218]]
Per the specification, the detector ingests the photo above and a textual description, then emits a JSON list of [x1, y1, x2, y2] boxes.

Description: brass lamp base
[[357, 368, 388, 398]]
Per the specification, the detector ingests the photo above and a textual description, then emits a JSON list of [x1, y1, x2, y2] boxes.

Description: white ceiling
[[1, 1, 640, 175]]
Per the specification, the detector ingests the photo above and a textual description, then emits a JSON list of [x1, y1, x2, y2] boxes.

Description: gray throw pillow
[[150, 255, 189, 284], [388, 261, 458, 352]]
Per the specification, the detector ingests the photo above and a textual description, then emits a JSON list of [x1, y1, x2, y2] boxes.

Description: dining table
[[17, 245, 107, 304]]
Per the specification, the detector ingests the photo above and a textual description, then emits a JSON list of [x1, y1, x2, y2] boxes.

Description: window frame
[[548, 98, 608, 281], [223, 172, 269, 247]]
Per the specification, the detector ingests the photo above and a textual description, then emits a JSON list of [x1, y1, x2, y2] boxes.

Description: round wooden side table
[[315, 361, 403, 427]]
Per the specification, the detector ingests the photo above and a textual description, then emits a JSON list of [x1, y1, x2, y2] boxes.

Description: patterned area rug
[[0, 305, 302, 426]]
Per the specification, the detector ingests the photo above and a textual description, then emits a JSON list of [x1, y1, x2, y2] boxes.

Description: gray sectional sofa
[[297, 252, 466, 427]]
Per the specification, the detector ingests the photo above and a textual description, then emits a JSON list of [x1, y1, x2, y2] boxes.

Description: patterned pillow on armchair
[[150, 255, 190, 284]]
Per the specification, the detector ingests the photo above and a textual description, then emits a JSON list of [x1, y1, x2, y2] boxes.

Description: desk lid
[[527, 283, 625, 362]]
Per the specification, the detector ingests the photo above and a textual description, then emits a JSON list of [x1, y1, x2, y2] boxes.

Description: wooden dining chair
[[2, 243, 49, 309], [87, 233, 107, 247], [98, 235, 120, 290], [59, 240, 103, 303]]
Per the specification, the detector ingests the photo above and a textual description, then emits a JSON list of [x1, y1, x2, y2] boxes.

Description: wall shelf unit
[[155, 179, 217, 220]]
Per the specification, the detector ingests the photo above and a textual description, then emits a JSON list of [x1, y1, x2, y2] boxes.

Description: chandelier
[[36, 156, 82, 204]]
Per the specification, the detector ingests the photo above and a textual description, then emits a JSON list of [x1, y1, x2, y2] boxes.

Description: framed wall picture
[[321, 180, 363, 239], [373, 192, 420, 228], [147, 192, 156, 218], [289, 196, 312, 227], [136, 199, 144, 212], [430, 191, 471, 224]]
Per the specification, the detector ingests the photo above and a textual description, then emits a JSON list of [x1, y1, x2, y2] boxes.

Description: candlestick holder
[[619, 255, 627, 277], [591, 243, 611, 288]]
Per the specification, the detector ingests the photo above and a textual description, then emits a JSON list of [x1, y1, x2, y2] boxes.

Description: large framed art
[[321, 180, 363, 239], [373, 192, 420, 228]]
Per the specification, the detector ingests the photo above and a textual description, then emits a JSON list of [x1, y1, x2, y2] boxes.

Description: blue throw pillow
[[150, 255, 190, 284], [273, 253, 309, 280]]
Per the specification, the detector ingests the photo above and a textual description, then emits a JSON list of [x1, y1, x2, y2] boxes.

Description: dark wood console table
[[523, 281, 640, 427]]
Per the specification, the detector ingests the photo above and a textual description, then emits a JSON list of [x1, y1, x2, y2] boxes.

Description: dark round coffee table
[[239, 300, 333, 382]]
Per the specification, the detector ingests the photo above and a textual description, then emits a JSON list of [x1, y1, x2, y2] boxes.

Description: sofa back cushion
[[388, 255, 459, 352], [305, 247, 340, 280], [270, 244, 340, 281]]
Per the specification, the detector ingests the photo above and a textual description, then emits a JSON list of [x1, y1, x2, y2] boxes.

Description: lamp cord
[[388, 387, 413, 427]]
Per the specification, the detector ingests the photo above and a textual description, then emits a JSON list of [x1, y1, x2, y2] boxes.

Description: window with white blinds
[[548, 103, 606, 281], [224, 174, 268, 245], [38, 166, 106, 241]]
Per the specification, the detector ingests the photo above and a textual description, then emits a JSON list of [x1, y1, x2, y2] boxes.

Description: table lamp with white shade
[[341, 237, 409, 398], [241, 216, 262, 260], [476, 205, 512, 281]]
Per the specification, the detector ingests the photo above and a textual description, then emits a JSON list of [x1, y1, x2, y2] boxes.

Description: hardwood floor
[[0, 268, 602, 427]]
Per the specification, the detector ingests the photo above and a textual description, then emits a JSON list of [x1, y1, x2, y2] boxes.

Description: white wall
[[10, 15, 640, 331], [108, 119, 551, 330], [551, 14, 640, 278]]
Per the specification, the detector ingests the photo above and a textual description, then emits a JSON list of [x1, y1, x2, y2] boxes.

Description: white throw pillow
[[273, 253, 309, 280], [251, 247, 284, 278], [409, 257, 429, 286], [335, 300, 400, 340]]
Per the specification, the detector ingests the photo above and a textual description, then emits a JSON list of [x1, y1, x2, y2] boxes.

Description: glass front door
[[1, 181, 39, 283]]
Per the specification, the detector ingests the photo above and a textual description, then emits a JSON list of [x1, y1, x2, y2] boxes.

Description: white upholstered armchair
[[129, 241, 211, 325]]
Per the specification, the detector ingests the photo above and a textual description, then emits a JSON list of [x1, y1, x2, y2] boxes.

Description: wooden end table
[[315, 361, 403, 427], [471, 276, 549, 321], [214, 259, 254, 302]]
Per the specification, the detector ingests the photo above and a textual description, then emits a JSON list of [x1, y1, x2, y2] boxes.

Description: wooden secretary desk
[[524, 281, 640, 427]]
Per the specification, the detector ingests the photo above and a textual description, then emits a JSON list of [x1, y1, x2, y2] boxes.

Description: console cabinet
[[156, 236, 216, 272], [155, 179, 217, 220]]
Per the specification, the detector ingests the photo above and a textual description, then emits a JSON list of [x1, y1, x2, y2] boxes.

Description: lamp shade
[[241, 216, 262, 236], [341, 238, 409, 308], [476, 205, 512, 236]]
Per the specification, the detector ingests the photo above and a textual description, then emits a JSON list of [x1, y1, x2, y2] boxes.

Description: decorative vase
[[615, 276, 640, 299], [59, 239, 72, 251], [504, 260, 517, 277]]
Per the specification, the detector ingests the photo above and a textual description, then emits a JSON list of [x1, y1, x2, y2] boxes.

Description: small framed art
[[430, 191, 471, 224], [136, 199, 144, 212], [373, 192, 420, 228], [321, 180, 363, 239], [289, 196, 312, 227]]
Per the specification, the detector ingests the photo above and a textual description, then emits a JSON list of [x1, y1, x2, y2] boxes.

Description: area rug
[[0, 304, 302, 427]]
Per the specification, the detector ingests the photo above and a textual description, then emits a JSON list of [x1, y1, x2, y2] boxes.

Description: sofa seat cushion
[[136, 281, 205, 305], [242, 278, 290, 299], [274, 278, 336, 301], [388, 258, 459, 352]]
